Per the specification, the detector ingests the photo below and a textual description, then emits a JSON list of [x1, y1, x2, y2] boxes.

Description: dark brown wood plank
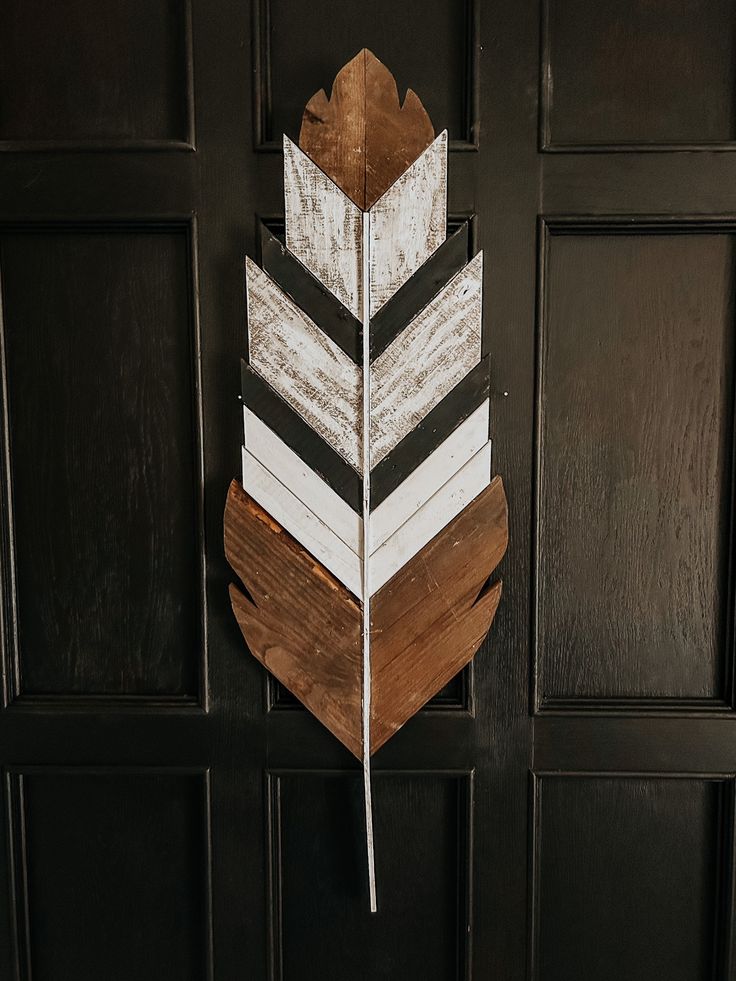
[[299, 48, 434, 209]]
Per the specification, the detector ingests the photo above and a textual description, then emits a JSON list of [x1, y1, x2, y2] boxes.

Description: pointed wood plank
[[369, 221, 470, 361], [259, 222, 363, 363], [243, 411, 489, 597], [370, 251, 483, 466], [371, 406, 489, 549], [241, 361, 362, 513], [370, 442, 491, 595], [224, 480, 362, 758], [371, 357, 490, 506], [284, 136, 363, 317], [370, 476, 508, 751], [246, 257, 362, 469], [242, 448, 362, 597], [299, 48, 435, 211], [243, 400, 490, 560], [243, 407, 361, 553], [368, 131, 448, 315]]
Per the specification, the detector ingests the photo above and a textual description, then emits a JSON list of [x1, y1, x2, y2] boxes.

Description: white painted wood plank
[[370, 400, 490, 551], [368, 131, 447, 316], [370, 441, 492, 595], [246, 257, 362, 470], [242, 447, 362, 598], [370, 251, 483, 467], [284, 136, 363, 319], [243, 407, 362, 554]]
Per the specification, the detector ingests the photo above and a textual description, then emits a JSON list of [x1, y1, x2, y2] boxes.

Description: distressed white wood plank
[[370, 251, 483, 467], [284, 136, 363, 318], [242, 447, 362, 597], [243, 407, 362, 554], [246, 257, 362, 470], [370, 400, 489, 551], [368, 130, 447, 316], [370, 441, 492, 595]]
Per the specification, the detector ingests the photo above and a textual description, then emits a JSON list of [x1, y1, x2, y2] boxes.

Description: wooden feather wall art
[[224, 49, 508, 911]]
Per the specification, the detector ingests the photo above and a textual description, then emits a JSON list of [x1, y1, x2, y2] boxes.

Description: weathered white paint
[[370, 251, 483, 466], [369, 441, 492, 595], [243, 407, 361, 554], [370, 400, 490, 551], [368, 131, 447, 315], [359, 211, 377, 914], [246, 257, 362, 469], [244, 396, 490, 561], [284, 136, 363, 318], [242, 447, 362, 597]]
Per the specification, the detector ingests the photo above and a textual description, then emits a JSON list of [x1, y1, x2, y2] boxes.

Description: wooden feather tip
[[299, 48, 435, 210]]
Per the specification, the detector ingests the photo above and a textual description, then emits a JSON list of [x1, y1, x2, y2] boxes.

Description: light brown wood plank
[[224, 479, 363, 757], [370, 477, 508, 750]]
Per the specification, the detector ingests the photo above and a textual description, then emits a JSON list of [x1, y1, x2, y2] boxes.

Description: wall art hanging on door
[[224, 49, 508, 911]]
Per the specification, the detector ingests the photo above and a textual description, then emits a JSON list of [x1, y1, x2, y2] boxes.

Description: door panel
[[269, 771, 471, 981], [536, 227, 734, 705], [0, 224, 204, 702], [7, 768, 211, 981], [532, 775, 728, 981], [255, 0, 477, 150], [541, 0, 736, 149], [0, 0, 193, 149]]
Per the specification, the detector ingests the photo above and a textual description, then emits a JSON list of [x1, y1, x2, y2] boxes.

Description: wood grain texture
[[241, 448, 362, 597], [371, 250, 483, 465], [371, 356, 491, 507], [299, 48, 435, 210], [370, 442, 491, 594], [369, 220, 470, 361], [241, 361, 362, 513], [371, 400, 489, 549], [259, 222, 363, 363], [224, 480, 363, 758], [0, 227, 200, 697], [223, 477, 507, 758], [371, 475, 508, 751], [284, 136, 363, 317], [241, 422, 490, 598], [243, 408, 361, 552], [242, 355, 489, 514], [538, 232, 733, 701], [246, 256, 361, 468], [244, 401, 488, 561], [369, 131, 448, 315], [537, 776, 721, 981]]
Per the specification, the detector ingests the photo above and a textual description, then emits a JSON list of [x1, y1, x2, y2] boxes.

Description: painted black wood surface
[[1, 1, 735, 979]]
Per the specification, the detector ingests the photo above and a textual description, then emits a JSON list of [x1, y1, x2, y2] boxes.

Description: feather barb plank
[[224, 49, 508, 912]]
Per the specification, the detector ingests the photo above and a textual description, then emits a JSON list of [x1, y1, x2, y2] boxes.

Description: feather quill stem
[[361, 213, 377, 913]]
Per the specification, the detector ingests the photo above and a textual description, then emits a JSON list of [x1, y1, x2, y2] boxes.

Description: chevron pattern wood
[[225, 50, 508, 911], [224, 475, 508, 758]]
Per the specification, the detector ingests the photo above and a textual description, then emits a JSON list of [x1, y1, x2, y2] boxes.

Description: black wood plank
[[241, 360, 362, 512], [369, 221, 470, 361], [371, 356, 490, 507], [259, 222, 363, 363]]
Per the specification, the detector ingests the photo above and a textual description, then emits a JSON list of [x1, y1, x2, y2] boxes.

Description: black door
[[1, 2, 734, 979]]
